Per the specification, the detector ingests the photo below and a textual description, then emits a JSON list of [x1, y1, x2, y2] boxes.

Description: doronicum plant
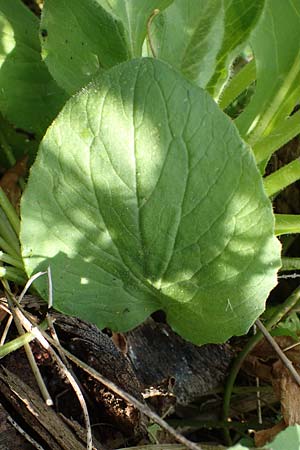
[[0, 0, 300, 346]]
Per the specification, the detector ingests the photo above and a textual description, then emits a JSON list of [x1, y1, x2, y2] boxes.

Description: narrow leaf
[[236, 0, 300, 144], [219, 59, 256, 110], [207, 0, 264, 99], [281, 257, 300, 272], [264, 158, 300, 197], [21, 58, 281, 345], [148, 0, 224, 87], [253, 110, 300, 164], [275, 214, 300, 236]]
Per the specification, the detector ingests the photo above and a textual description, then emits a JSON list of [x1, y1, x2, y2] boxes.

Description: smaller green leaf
[[148, 0, 264, 99], [253, 110, 300, 164], [272, 312, 300, 341], [41, 0, 130, 95], [148, 0, 224, 87], [207, 0, 264, 99], [0, 0, 67, 137], [219, 59, 256, 111], [236, 0, 300, 145], [97, 0, 174, 57]]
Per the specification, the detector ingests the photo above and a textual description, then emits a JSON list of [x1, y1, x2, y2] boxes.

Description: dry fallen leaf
[[255, 419, 286, 447], [0, 155, 28, 211], [272, 361, 300, 425], [245, 336, 300, 446]]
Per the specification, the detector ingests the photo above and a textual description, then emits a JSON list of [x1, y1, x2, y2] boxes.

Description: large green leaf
[[236, 0, 300, 145], [0, 0, 67, 137], [20, 58, 280, 345], [40, 0, 130, 95], [147, 0, 264, 98]]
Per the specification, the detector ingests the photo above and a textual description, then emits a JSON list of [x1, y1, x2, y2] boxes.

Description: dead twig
[[147, 9, 160, 57], [2, 278, 53, 406], [7, 414, 46, 450], [13, 306, 94, 450], [255, 319, 300, 386], [3, 270, 94, 450]]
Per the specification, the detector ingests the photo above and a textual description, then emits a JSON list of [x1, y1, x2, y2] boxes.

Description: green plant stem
[[0, 236, 21, 260], [222, 284, 300, 444], [263, 158, 300, 197], [275, 214, 300, 235], [281, 257, 300, 271], [219, 59, 256, 110], [253, 110, 300, 164], [0, 266, 27, 284], [0, 251, 24, 269], [0, 209, 20, 257], [0, 319, 48, 358], [247, 48, 300, 145], [0, 123, 16, 166], [3, 284, 53, 406], [0, 122, 25, 191], [0, 187, 20, 236]]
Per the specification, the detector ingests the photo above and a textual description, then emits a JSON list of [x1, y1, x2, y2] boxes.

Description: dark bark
[[125, 319, 234, 406]]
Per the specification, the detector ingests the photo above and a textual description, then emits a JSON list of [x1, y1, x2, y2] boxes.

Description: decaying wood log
[[0, 367, 91, 449], [0, 400, 35, 450], [0, 299, 234, 448], [125, 318, 234, 406], [53, 314, 147, 439]]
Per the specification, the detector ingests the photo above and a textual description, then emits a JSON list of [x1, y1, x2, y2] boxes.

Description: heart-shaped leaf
[[21, 58, 281, 344]]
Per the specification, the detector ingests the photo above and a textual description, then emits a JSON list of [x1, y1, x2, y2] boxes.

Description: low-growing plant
[[0, 0, 300, 348]]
